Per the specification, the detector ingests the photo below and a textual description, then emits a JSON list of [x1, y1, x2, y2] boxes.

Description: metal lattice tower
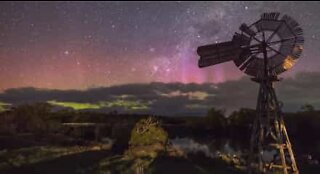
[[196, 12, 304, 174]]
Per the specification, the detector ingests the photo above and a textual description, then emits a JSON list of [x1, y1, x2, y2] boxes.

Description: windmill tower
[[196, 12, 304, 174]]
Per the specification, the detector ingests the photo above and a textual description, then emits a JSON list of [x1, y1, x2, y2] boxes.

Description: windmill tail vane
[[197, 12, 304, 174]]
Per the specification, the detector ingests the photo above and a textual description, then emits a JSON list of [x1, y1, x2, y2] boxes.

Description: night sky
[[0, 1, 319, 91]]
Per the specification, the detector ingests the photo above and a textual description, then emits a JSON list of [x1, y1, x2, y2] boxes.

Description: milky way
[[0, 2, 319, 90]]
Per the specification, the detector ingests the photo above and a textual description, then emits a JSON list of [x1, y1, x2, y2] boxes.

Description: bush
[[124, 117, 169, 173], [129, 117, 168, 147], [11, 102, 60, 135]]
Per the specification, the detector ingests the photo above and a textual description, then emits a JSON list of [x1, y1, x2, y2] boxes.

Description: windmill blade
[[233, 32, 251, 46], [268, 37, 296, 45], [254, 18, 282, 32], [196, 12, 304, 77], [269, 54, 282, 70], [272, 56, 296, 74], [244, 59, 264, 77], [234, 49, 251, 66], [239, 23, 256, 37], [276, 15, 304, 42], [291, 45, 303, 59], [232, 33, 253, 66], [261, 12, 280, 20], [239, 54, 256, 71], [281, 15, 300, 31], [266, 21, 284, 43], [197, 41, 242, 68]]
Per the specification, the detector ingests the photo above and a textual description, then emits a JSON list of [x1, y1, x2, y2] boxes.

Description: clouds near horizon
[[0, 72, 319, 116]]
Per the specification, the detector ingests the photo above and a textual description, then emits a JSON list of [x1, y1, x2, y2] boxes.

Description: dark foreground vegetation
[[0, 102, 319, 173]]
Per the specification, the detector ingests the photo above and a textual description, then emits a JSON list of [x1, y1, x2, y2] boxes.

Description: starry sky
[[0, 1, 319, 91]]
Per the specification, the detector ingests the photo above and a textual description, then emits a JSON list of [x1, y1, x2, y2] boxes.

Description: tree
[[126, 116, 168, 174], [129, 117, 168, 147], [12, 102, 59, 135], [205, 107, 227, 129], [228, 108, 255, 128], [300, 103, 315, 112]]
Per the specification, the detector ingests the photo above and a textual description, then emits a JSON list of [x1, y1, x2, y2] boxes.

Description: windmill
[[197, 12, 304, 174]]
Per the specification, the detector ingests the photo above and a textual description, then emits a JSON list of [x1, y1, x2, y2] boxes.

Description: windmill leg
[[249, 85, 263, 174], [281, 121, 299, 174], [274, 119, 288, 174], [271, 86, 299, 174], [249, 117, 258, 173], [258, 126, 265, 173]]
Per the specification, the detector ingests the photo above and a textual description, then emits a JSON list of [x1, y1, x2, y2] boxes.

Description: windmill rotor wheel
[[233, 12, 304, 77]]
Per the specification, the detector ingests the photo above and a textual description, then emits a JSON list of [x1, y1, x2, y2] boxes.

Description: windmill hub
[[196, 12, 304, 174], [254, 32, 281, 59]]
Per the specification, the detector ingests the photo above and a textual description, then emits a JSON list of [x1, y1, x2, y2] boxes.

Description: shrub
[[129, 117, 168, 147]]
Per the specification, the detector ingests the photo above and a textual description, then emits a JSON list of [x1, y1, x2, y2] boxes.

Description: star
[[0, 2, 318, 90], [153, 66, 159, 72], [149, 48, 155, 52]]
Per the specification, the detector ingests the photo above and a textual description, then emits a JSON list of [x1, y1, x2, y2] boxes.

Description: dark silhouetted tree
[[300, 103, 315, 112], [205, 107, 227, 130]]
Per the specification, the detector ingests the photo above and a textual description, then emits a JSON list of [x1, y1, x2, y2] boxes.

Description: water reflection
[[170, 137, 215, 158], [169, 137, 244, 158], [170, 137, 294, 163]]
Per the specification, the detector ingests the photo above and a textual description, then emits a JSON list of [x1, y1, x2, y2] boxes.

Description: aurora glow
[[0, 2, 319, 91], [48, 100, 149, 111]]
